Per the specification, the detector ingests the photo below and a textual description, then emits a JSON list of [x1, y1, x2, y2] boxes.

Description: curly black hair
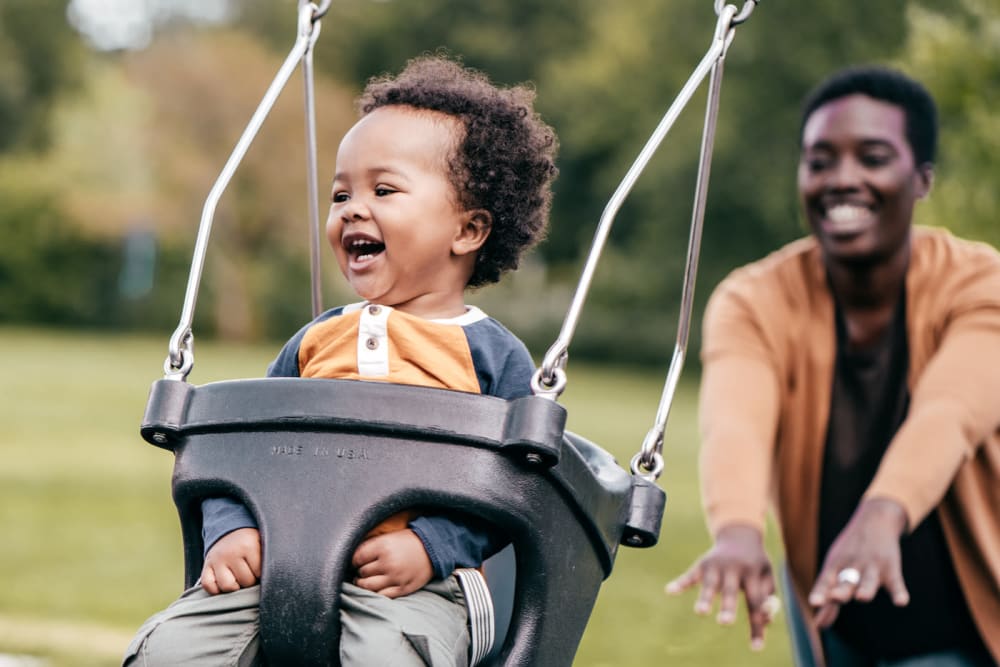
[[358, 55, 559, 288]]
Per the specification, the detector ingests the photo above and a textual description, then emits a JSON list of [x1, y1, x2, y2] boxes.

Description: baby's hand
[[351, 529, 433, 599], [201, 527, 262, 595]]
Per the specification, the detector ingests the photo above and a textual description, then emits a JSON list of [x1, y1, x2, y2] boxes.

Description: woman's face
[[798, 93, 932, 267]]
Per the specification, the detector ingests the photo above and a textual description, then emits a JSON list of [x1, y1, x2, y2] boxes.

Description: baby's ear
[[453, 210, 492, 256]]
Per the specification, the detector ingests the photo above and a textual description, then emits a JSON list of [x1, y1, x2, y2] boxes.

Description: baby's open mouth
[[345, 238, 386, 262]]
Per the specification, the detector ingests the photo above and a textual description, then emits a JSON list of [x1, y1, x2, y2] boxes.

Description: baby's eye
[[332, 192, 349, 203], [374, 186, 396, 197]]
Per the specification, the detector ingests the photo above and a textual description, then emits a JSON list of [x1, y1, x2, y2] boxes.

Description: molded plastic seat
[[142, 377, 665, 666]]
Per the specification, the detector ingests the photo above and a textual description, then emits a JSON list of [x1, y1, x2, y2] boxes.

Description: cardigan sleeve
[[865, 256, 1000, 529], [698, 276, 784, 536]]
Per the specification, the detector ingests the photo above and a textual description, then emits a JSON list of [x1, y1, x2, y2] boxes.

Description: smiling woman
[[669, 65, 1000, 667]]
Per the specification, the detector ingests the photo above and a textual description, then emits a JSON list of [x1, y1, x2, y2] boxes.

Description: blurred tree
[[529, 0, 921, 361], [0, 0, 85, 153], [896, 0, 1000, 249], [225, 0, 989, 363], [3, 28, 359, 340], [239, 0, 590, 87], [0, 187, 116, 326], [123, 29, 359, 339], [6, 0, 995, 360]]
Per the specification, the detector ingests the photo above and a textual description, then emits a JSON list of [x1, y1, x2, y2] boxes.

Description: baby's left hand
[[351, 529, 434, 598]]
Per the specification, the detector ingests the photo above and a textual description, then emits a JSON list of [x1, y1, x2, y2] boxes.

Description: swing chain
[[627, 3, 740, 481], [161, 1, 324, 381], [714, 0, 759, 25], [532, 2, 749, 406]]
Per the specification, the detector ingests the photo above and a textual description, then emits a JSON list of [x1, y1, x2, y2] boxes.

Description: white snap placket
[[357, 304, 390, 376]]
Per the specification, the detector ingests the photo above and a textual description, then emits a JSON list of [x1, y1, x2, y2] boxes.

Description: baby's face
[[327, 106, 473, 318]]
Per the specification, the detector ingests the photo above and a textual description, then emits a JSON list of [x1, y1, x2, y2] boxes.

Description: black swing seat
[[142, 377, 665, 666]]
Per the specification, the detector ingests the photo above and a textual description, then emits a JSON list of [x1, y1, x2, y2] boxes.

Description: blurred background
[[1, 0, 996, 665]]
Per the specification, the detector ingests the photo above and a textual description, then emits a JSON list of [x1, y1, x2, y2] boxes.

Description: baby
[[125, 54, 559, 667]]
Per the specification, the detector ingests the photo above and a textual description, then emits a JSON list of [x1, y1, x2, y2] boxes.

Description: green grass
[[0, 326, 791, 666]]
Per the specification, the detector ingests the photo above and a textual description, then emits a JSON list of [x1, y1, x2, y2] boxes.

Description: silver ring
[[761, 594, 781, 618], [837, 567, 861, 586]]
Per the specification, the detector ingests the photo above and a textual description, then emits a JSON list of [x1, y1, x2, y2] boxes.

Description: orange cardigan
[[698, 227, 1000, 662]]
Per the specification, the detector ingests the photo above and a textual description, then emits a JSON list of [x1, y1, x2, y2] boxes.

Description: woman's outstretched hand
[[808, 497, 910, 628], [666, 523, 778, 651]]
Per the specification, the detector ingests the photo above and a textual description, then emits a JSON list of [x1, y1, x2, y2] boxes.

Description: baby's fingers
[[200, 563, 220, 595], [354, 573, 390, 593], [202, 563, 241, 594]]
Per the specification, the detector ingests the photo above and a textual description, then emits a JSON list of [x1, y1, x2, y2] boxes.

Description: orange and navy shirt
[[267, 302, 535, 400], [202, 302, 534, 578]]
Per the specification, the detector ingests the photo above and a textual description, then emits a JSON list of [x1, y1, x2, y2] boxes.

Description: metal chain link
[[526, 4, 754, 484], [311, 0, 332, 21], [715, 0, 759, 25], [532, 3, 745, 405], [628, 3, 741, 480], [299, 1, 325, 318]]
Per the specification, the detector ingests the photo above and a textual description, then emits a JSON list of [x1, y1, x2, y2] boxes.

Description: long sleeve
[[409, 515, 508, 580], [698, 278, 783, 536], [201, 497, 257, 555], [866, 246, 1000, 529]]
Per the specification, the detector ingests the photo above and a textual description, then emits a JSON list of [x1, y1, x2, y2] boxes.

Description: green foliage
[[896, 0, 1000, 248], [0, 189, 117, 326], [235, 0, 973, 361], [0, 183, 195, 333], [2, 0, 997, 363], [240, 0, 590, 87], [0, 0, 85, 153]]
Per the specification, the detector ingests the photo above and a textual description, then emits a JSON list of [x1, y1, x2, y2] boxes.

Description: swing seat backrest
[[142, 377, 665, 666]]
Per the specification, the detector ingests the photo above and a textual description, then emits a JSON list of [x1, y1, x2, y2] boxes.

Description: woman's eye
[[805, 157, 831, 172], [860, 153, 892, 167]]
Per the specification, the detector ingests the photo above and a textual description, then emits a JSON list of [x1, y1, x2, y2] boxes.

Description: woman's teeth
[[825, 204, 871, 233]]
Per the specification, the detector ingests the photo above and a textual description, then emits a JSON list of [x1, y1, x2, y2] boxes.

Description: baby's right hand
[[201, 527, 261, 595]]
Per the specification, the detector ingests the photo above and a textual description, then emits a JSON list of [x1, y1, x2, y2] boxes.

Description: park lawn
[[0, 326, 791, 666]]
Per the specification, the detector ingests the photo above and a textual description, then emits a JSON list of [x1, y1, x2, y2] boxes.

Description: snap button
[[365, 337, 379, 350], [368, 305, 382, 316]]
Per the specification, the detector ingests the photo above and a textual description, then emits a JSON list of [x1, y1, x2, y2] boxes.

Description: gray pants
[[123, 577, 470, 667]]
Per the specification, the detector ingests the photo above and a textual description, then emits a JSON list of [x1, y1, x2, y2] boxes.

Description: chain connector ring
[[311, 0, 332, 22], [530, 366, 567, 400], [714, 0, 758, 25], [630, 451, 665, 482]]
